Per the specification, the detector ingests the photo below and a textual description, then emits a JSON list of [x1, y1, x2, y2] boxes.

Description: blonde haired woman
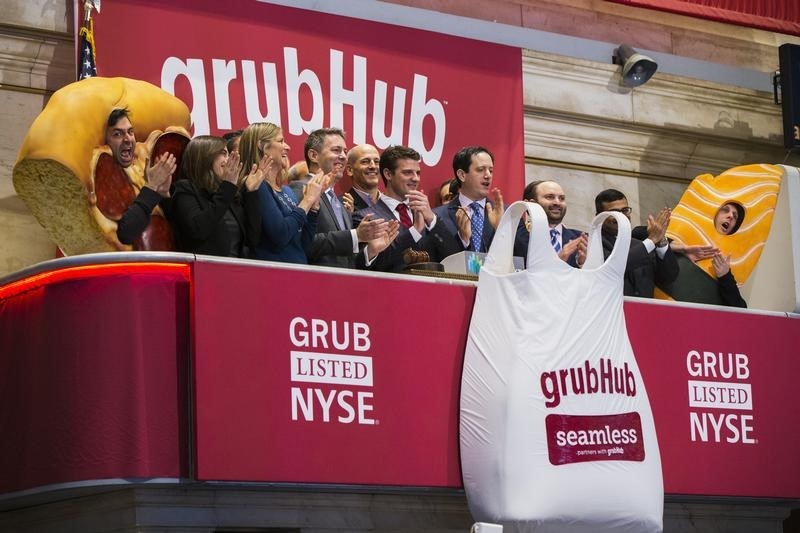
[[240, 122, 328, 263], [172, 135, 266, 257]]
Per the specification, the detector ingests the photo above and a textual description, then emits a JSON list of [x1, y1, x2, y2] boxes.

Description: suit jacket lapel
[[321, 192, 341, 230]]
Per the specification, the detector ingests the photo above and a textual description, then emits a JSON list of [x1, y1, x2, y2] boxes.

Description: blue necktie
[[328, 190, 347, 230], [470, 202, 484, 253], [550, 228, 561, 253]]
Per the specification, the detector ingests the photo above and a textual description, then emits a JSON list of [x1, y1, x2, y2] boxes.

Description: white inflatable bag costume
[[460, 201, 663, 532]]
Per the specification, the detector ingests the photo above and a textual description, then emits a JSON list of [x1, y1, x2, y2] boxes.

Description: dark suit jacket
[[602, 229, 679, 298], [347, 187, 374, 212], [513, 221, 582, 267], [353, 199, 426, 272], [116, 186, 172, 247], [422, 198, 496, 263], [305, 190, 357, 268], [172, 179, 259, 257], [658, 252, 747, 308]]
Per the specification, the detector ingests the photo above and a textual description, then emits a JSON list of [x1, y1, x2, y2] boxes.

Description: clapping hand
[[455, 207, 471, 243], [712, 252, 732, 278], [356, 213, 389, 243], [145, 152, 177, 197], [406, 189, 434, 229], [646, 207, 671, 244], [366, 219, 400, 258], [342, 192, 355, 215], [486, 188, 505, 229], [562, 233, 588, 266], [299, 172, 331, 213], [221, 150, 243, 186], [243, 153, 272, 192]]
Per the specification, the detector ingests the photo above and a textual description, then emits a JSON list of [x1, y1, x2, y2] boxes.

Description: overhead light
[[612, 44, 658, 87]]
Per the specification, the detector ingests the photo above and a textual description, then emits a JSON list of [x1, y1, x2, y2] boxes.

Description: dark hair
[[452, 146, 494, 187], [379, 145, 420, 184], [180, 135, 227, 194], [523, 180, 545, 201], [452, 146, 494, 195], [720, 201, 746, 234], [595, 188, 627, 214], [222, 129, 243, 153], [106, 108, 131, 128], [222, 130, 242, 141], [303, 127, 346, 167]]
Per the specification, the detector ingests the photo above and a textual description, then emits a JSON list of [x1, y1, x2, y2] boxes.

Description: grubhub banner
[[92, 0, 525, 197]]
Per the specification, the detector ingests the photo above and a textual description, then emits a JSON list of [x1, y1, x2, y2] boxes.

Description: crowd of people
[[105, 108, 746, 307]]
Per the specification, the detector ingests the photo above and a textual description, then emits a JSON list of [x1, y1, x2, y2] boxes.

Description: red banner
[[92, 0, 524, 198], [2, 257, 798, 498], [192, 261, 474, 486], [627, 305, 800, 497], [192, 260, 800, 497]]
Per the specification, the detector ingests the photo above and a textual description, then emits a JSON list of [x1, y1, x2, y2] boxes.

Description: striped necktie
[[550, 228, 561, 253]]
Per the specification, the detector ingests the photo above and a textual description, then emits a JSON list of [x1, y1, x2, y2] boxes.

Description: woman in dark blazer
[[238, 123, 328, 264], [172, 135, 266, 257]]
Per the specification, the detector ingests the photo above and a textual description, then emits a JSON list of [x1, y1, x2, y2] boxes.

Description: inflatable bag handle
[[483, 202, 632, 277], [582, 210, 632, 277], [483, 201, 550, 275]]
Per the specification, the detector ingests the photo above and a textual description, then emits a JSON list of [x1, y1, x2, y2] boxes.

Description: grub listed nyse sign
[[687, 350, 755, 445], [288, 317, 376, 425]]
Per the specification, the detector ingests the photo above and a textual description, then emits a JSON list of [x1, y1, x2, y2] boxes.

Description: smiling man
[[296, 128, 389, 268], [344, 144, 381, 211], [514, 180, 587, 266], [353, 145, 436, 272], [424, 145, 503, 262], [106, 108, 177, 246]]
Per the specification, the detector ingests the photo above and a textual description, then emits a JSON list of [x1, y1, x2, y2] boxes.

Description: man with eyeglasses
[[595, 188, 678, 298]]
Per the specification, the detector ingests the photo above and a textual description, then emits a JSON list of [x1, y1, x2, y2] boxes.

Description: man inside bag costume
[[595, 188, 679, 298], [514, 180, 587, 267]]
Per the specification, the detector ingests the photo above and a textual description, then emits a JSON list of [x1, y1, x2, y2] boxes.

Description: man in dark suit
[[342, 144, 381, 213], [595, 188, 679, 298], [423, 146, 503, 263], [295, 128, 388, 268], [513, 180, 587, 267], [353, 145, 437, 272]]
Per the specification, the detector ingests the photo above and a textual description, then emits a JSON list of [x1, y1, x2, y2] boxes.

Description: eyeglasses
[[608, 207, 633, 215]]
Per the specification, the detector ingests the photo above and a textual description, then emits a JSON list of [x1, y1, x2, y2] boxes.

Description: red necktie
[[396, 203, 412, 229]]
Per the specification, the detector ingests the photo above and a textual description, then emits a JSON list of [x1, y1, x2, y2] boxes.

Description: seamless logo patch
[[546, 412, 645, 465]]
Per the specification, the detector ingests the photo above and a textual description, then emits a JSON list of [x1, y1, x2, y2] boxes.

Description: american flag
[[78, 16, 97, 80]]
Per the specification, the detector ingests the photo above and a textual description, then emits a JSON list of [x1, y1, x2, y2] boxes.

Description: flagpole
[[78, 0, 101, 79]]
